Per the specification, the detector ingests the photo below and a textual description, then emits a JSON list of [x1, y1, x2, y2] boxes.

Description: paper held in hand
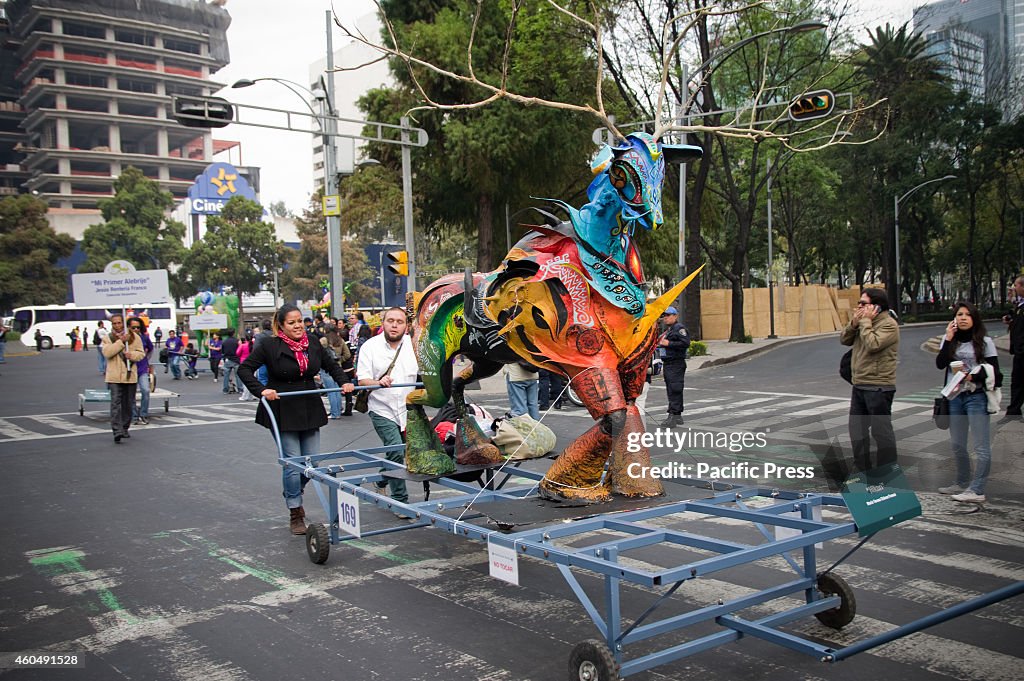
[[941, 366, 981, 398]]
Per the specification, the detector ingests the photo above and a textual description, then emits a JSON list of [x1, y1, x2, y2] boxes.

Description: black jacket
[[1009, 301, 1024, 355], [238, 333, 348, 432], [661, 322, 690, 362]]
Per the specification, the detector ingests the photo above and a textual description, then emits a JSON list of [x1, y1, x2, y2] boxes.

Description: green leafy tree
[[278, 190, 376, 307], [0, 194, 75, 311], [268, 200, 293, 218], [180, 196, 290, 332], [78, 166, 189, 299]]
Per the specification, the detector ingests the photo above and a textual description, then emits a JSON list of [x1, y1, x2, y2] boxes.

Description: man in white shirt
[[355, 307, 419, 504]]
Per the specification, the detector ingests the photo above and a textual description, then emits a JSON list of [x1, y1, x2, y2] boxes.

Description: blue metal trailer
[[265, 390, 1023, 681]]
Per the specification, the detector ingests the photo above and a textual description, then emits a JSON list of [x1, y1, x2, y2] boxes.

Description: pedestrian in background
[[220, 328, 240, 394], [237, 337, 254, 401], [238, 303, 349, 535], [1002, 275, 1024, 419], [505, 361, 540, 420], [82, 327, 89, 351], [34, 328, 43, 353], [0, 323, 6, 364], [183, 342, 199, 379], [538, 369, 566, 411], [94, 321, 107, 374], [936, 302, 1001, 504], [128, 317, 153, 425], [840, 288, 900, 473], [658, 306, 689, 428], [207, 332, 222, 380], [101, 314, 144, 444], [165, 329, 182, 379], [153, 326, 163, 345]]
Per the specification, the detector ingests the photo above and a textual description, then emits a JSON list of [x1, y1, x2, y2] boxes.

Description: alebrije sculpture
[[405, 132, 703, 504]]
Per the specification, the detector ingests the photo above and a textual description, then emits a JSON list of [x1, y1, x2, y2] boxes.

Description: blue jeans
[[256, 365, 268, 385], [221, 358, 239, 392], [320, 371, 342, 417], [948, 390, 991, 494], [506, 377, 540, 420], [278, 429, 319, 509], [169, 354, 181, 379], [0, 340, 5, 362], [369, 411, 408, 503], [96, 345, 106, 373], [132, 374, 151, 419]]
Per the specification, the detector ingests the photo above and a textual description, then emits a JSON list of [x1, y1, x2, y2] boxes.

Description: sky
[[213, 0, 924, 213]]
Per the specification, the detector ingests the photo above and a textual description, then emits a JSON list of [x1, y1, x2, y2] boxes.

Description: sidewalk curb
[[694, 335, 817, 370]]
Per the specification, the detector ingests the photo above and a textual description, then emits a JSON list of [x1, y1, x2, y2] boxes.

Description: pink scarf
[[277, 331, 309, 375]]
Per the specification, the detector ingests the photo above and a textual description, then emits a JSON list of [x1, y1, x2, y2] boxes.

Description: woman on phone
[[935, 302, 1002, 503], [238, 304, 349, 535]]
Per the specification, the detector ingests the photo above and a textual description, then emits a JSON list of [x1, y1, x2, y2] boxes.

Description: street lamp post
[[894, 175, 956, 311], [231, 74, 343, 317]]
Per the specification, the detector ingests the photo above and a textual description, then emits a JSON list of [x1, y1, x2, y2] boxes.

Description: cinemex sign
[[187, 162, 258, 215]]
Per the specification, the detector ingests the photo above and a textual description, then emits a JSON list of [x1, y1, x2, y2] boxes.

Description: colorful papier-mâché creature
[[404, 132, 703, 504]]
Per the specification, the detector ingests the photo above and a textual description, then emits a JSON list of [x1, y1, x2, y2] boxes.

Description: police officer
[[658, 306, 689, 428]]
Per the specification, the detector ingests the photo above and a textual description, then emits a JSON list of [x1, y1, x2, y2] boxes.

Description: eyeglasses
[[857, 302, 870, 307]]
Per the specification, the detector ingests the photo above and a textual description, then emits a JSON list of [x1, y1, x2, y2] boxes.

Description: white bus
[[12, 304, 176, 350]]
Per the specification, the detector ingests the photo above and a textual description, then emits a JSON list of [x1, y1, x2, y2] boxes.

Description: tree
[[180, 196, 290, 331], [0, 194, 75, 312], [78, 166, 189, 299], [268, 200, 293, 219], [278, 190, 376, 307]]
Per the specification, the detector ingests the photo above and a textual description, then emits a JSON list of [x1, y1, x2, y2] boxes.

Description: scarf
[[277, 331, 310, 375]]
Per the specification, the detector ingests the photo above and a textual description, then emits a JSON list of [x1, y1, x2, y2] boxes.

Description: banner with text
[[72, 269, 170, 306]]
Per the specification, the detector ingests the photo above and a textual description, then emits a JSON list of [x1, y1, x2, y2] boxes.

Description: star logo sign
[[210, 167, 237, 196]]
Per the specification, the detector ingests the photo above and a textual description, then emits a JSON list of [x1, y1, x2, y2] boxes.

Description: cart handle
[[260, 384, 423, 461], [825, 580, 1024, 662]]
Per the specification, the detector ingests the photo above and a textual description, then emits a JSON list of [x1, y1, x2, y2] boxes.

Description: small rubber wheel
[[568, 639, 619, 681], [305, 523, 330, 564], [815, 572, 856, 629]]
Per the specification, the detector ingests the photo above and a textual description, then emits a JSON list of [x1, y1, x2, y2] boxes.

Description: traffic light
[[788, 90, 835, 122], [172, 96, 234, 128], [387, 250, 409, 277]]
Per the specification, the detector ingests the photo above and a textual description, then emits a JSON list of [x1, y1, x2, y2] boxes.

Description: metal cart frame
[[264, 390, 1024, 680]]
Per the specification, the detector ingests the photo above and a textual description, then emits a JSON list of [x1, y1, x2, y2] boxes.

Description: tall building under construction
[[0, 0, 233, 210]]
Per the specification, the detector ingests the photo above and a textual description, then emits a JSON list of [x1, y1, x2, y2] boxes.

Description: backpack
[[93, 329, 102, 346]]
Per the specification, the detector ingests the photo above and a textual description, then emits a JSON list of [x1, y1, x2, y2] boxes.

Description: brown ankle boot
[[289, 507, 306, 535]]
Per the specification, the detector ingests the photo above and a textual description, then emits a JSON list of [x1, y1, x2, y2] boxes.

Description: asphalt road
[[0, 329, 1021, 681]]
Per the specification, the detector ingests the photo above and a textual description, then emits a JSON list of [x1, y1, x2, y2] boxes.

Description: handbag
[[354, 341, 403, 413], [933, 396, 950, 430], [839, 349, 853, 384]]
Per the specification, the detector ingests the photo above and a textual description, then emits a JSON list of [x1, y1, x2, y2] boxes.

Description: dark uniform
[[659, 310, 690, 427], [1006, 294, 1024, 416]]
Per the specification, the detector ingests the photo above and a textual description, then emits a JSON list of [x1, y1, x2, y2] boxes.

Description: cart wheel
[[568, 640, 619, 681], [305, 523, 330, 564], [815, 572, 856, 629]]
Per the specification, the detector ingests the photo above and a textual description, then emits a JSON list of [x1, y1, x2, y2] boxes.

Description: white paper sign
[[72, 269, 170, 306], [189, 314, 229, 330], [337, 489, 361, 538], [487, 538, 519, 585], [774, 506, 824, 549]]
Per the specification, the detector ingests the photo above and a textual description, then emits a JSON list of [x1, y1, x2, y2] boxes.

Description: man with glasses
[[128, 317, 154, 425], [101, 313, 144, 443], [840, 288, 900, 472]]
